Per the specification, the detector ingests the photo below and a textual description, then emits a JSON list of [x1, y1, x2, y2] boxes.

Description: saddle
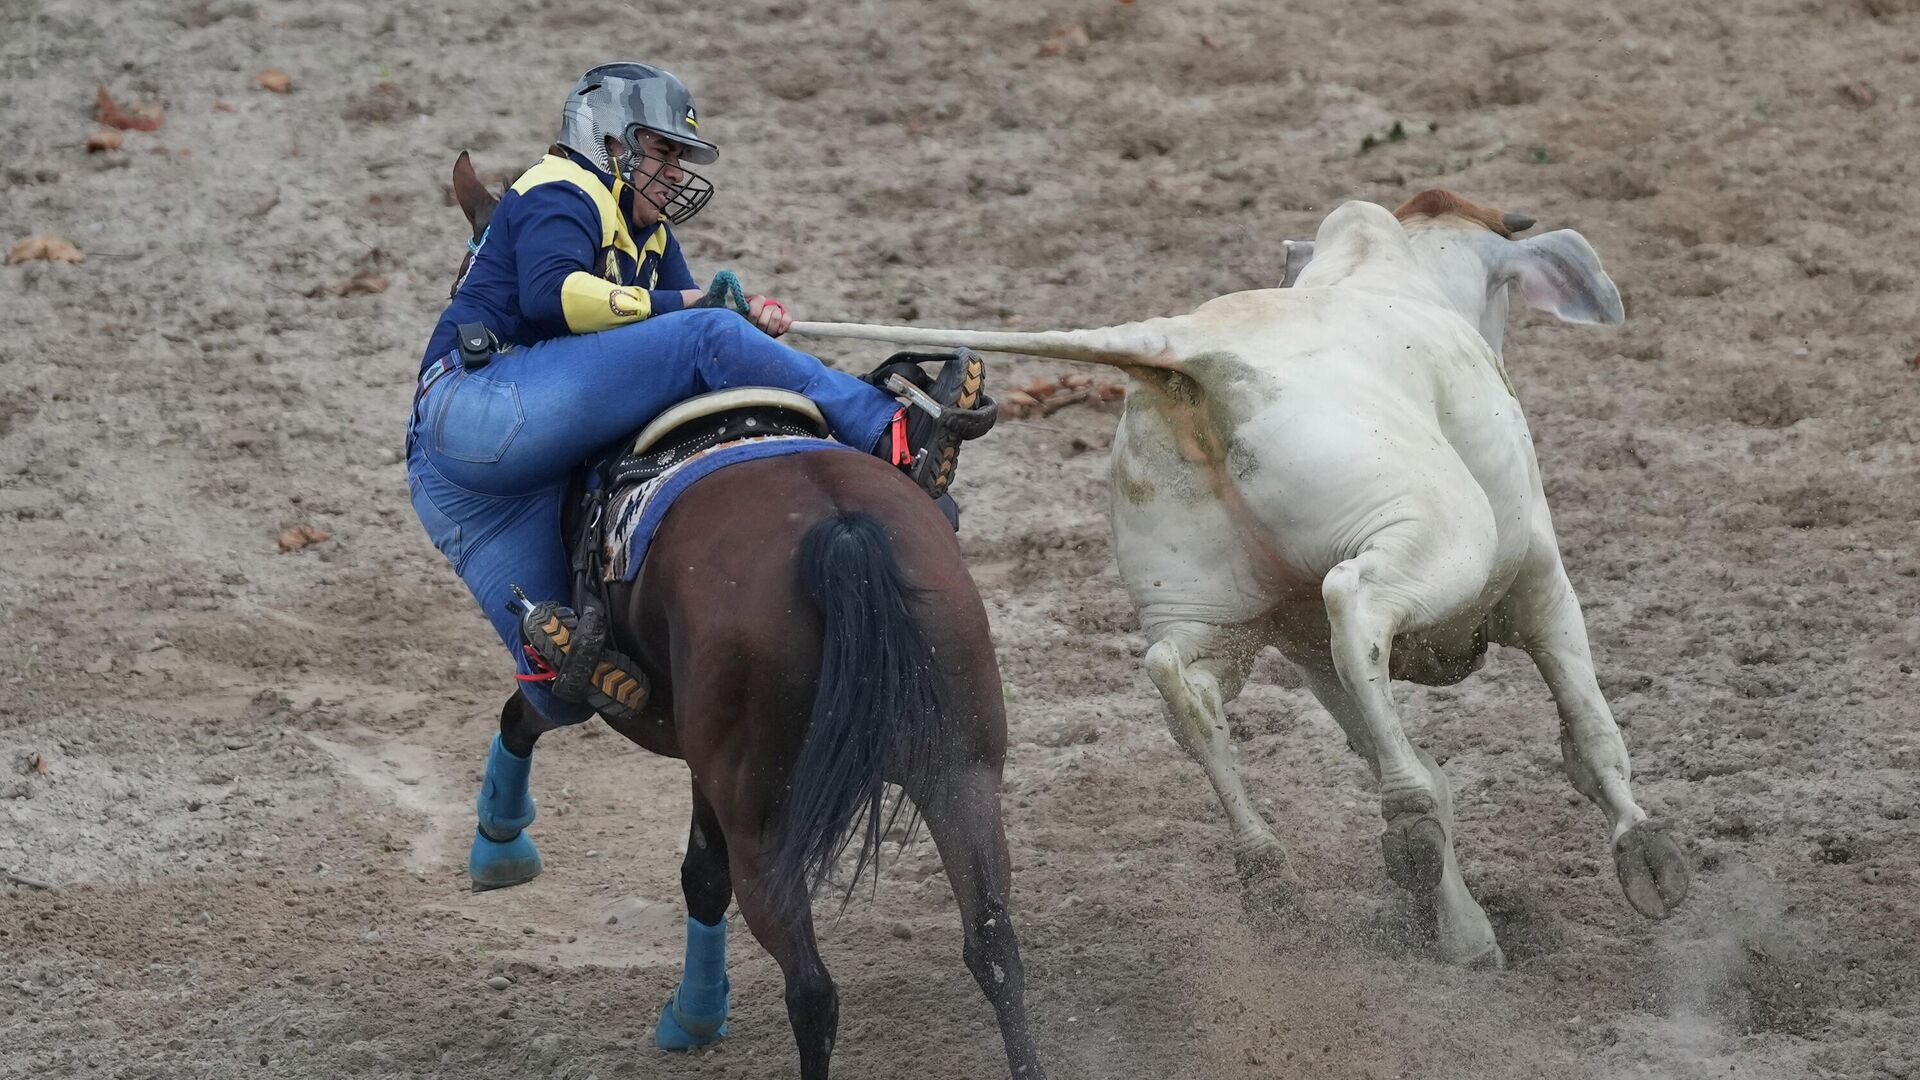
[[555, 388, 831, 686]]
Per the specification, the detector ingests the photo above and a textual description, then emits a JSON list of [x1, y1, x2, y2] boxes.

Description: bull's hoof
[[656, 991, 730, 1052], [469, 827, 543, 892], [1381, 809, 1447, 893], [1615, 822, 1689, 920], [1463, 941, 1506, 971], [1235, 844, 1299, 920]]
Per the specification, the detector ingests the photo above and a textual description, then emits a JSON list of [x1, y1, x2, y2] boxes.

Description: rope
[[696, 269, 750, 315]]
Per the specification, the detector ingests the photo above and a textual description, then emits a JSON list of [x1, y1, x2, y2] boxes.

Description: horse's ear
[[451, 151, 498, 236]]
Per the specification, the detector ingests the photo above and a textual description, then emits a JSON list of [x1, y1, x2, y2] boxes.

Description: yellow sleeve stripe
[[559, 271, 653, 333]]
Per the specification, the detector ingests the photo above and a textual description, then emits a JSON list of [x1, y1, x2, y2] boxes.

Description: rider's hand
[[746, 294, 791, 338]]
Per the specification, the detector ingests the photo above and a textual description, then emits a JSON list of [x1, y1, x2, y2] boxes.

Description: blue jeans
[[405, 308, 899, 724]]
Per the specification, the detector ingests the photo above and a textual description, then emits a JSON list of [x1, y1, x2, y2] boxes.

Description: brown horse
[[446, 154, 1046, 1080]]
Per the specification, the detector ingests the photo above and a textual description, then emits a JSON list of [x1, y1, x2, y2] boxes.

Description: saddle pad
[[603, 436, 857, 582]]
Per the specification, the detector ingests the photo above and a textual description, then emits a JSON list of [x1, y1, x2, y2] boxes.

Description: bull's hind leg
[[1492, 546, 1689, 919], [1299, 667, 1499, 967], [914, 764, 1047, 1080], [656, 784, 733, 1051], [1321, 541, 1501, 964], [1142, 620, 1287, 881]]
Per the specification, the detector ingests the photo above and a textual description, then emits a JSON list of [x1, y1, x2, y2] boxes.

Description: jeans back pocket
[[430, 371, 524, 464]]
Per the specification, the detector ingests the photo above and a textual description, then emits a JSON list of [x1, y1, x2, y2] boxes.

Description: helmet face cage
[[615, 126, 714, 226], [557, 63, 718, 225]]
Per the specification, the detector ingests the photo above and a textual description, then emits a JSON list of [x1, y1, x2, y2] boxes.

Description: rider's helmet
[[557, 62, 718, 224]]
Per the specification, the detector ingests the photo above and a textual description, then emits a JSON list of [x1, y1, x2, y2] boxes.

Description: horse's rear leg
[[656, 784, 734, 1051], [727, 837, 839, 1080], [469, 691, 550, 890], [915, 765, 1048, 1080]]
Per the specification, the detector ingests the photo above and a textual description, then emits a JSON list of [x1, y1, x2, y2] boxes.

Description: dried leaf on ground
[[6, 236, 85, 264], [255, 69, 293, 93], [213, 100, 236, 113], [341, 270, 388, 296], [1039, 24, 1090, 56], [343, 81, 412, 123], [96, 85, 164, 131], [277, 523, 332, 552], [307, 269, 388, 298], [1039, 388, 1092, 416], [1003, 379, 1126, 418]]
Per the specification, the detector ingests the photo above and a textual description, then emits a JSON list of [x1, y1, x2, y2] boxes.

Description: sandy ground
[[4, 0, 1919, 1077]]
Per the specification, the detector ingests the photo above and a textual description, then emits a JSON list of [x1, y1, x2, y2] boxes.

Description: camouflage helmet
[[557, 62, 719, 172]]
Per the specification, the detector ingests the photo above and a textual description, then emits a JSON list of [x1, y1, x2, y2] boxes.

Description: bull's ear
[[1279, 239, 1315, 287], [1504, 229, 1624, 326]]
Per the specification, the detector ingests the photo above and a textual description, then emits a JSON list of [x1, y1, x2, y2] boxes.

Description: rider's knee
[[680, 306, 751, 352]]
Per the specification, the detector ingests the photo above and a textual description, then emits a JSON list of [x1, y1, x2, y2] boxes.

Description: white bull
[[796, 190, 1689, 966]]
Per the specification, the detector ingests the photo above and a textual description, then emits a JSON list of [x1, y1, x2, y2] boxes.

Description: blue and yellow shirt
[[422, 147, 698, 369]]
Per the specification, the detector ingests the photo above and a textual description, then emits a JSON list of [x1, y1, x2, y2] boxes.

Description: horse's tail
[[765, 511, 943, 923]]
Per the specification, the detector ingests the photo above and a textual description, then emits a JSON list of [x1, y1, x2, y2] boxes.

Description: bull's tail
[[791, 317, 1186, 372]]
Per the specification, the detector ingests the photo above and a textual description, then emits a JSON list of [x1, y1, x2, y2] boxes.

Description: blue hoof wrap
[[475, 734, 535, 842], [656, 916, 730, 1051], [655, 992, 729, 1051], [468, 827, 542, 891]]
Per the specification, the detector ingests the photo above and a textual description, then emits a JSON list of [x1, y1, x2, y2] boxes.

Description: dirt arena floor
[[4, 0, 1919, 1077]]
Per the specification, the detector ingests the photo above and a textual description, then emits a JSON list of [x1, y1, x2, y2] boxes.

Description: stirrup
[[870, 349, 995, 498], [512, 588, 649, 722]]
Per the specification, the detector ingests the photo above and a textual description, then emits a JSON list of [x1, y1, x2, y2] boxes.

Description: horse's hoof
[[1381, 810, 1447, 893], [656, 995, 729, 1052], [469, 827, 543, 892], [1615, 822, 1689, 920]]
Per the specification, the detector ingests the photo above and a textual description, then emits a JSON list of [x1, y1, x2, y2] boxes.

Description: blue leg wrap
[[655, 916, 730, 1051], [475, 734, 535, 840], [468, 735, 541, 891]]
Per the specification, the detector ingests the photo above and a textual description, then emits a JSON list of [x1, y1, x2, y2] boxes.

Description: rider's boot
[[514, 594, 649, 723], [868, 348, 996, 500], [469, 733, 543, 890]]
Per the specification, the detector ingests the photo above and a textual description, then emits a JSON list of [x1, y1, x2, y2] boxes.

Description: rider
[[405, 63, 994, 893]]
